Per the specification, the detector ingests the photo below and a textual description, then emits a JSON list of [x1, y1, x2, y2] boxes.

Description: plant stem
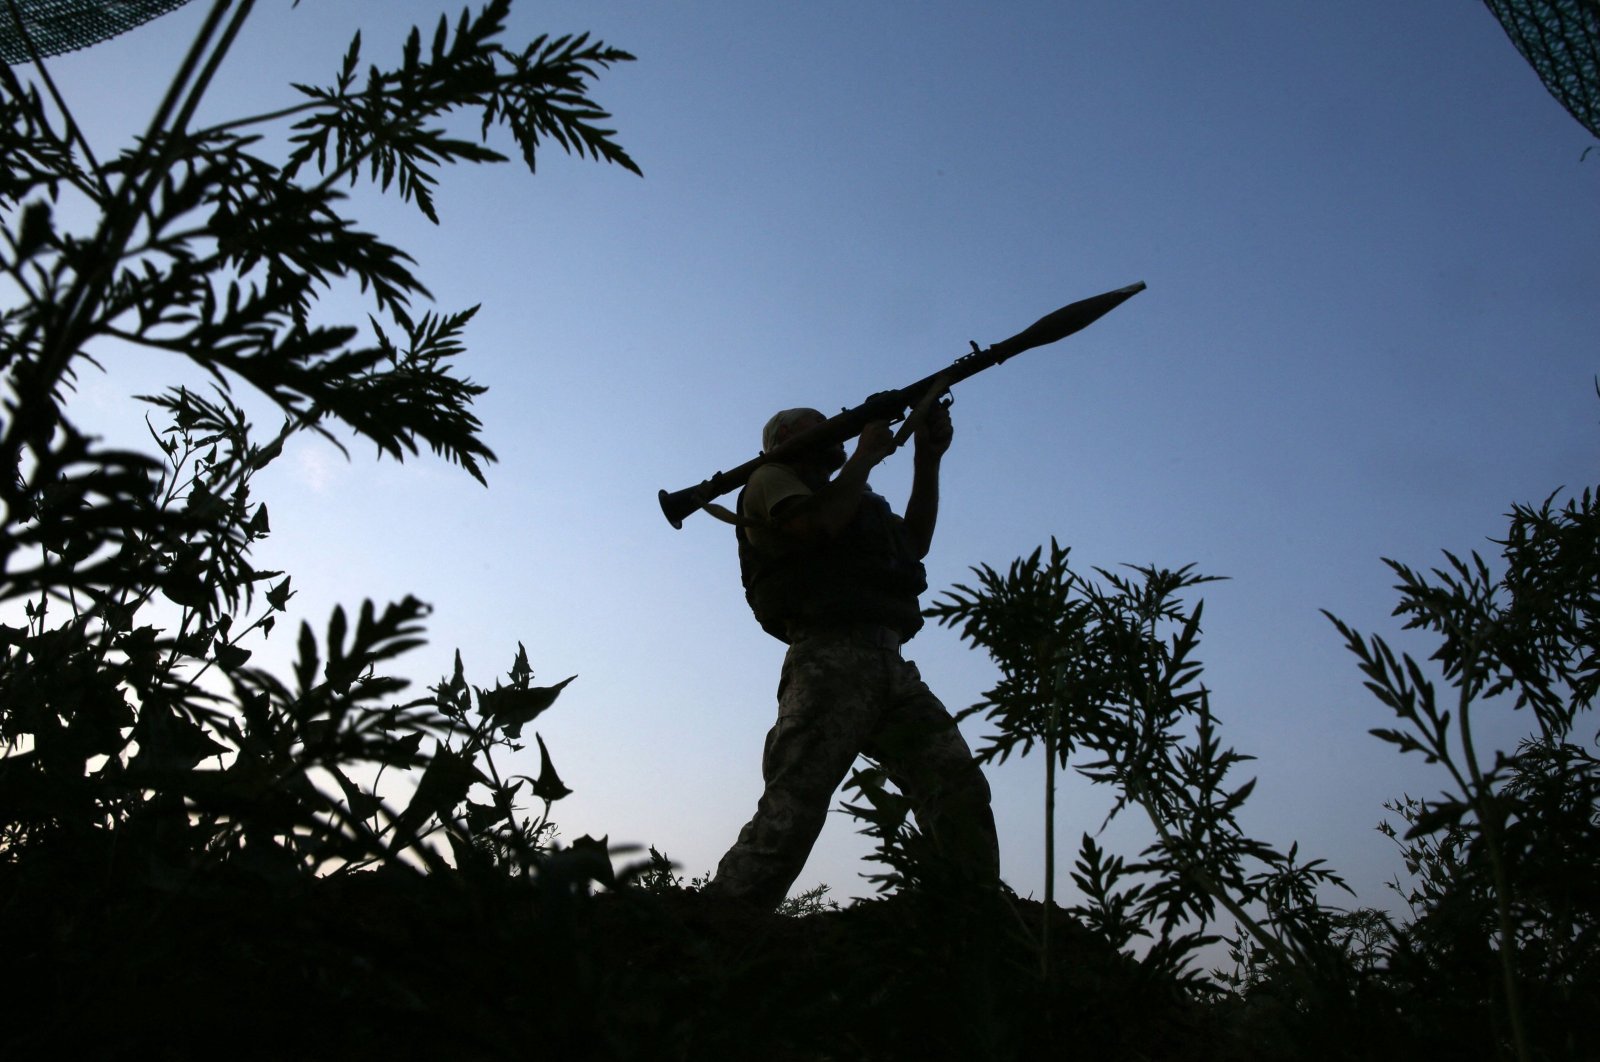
[[1041, 645, 1069, 979], [1043, 724, 1055, 979], [0, 0, 239, 476], [1455, 680, 1531, 1062], [1127, 772, 1314, 995]]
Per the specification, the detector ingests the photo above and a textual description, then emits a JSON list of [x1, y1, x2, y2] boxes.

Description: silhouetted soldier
[[709, 401, 1000, 909]]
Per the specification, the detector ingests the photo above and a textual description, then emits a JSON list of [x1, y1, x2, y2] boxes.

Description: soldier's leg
[[710, 638, 887, 909], [865, 658, 1000, 884]]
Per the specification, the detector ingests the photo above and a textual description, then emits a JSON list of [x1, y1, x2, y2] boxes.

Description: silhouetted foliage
[[0, 0, 639, 878], [3, 4, 1594, 1059], [927, 545, 1349, 990], [1328, 483, 1599, 1061], [1, 9, 634, 1054], [882, 480, 1595, 1060]]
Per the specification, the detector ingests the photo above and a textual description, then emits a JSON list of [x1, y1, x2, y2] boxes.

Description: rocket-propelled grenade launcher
[[658, 280, 1147, 529]]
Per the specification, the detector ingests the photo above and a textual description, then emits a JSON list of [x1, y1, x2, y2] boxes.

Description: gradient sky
[[40, 1, 1600, 915]]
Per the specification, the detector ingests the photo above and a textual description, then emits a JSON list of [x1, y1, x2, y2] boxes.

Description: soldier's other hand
[[856, 420, 896, 466], [914, 400, 953, 459]]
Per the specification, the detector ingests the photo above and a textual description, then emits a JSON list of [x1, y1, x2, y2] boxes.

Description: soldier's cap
[[762, 407, 824, 452]]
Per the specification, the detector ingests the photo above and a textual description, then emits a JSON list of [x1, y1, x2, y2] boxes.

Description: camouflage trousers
[[712, 625, 1000, 910]]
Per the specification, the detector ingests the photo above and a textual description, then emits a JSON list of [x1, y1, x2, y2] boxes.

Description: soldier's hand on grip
[[856, 420, 897, 466], [914, 400, 953, 460]]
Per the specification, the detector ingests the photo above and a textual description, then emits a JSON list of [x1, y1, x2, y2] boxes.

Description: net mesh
[[1, 0, 198, 64], [1484, 0, 1600, 139]]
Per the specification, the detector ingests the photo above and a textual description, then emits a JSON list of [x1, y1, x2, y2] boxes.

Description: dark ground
[[2, 864, 1355, 1061]]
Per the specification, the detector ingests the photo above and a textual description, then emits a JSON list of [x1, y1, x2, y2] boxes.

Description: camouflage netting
[[1484, 0, 1600, 139], [1, 0, 197, 64]]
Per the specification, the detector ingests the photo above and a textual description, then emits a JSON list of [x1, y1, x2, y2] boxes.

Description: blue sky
[[42, 1, 1599, 913]]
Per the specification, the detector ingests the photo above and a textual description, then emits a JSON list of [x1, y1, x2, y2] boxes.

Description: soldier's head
[[762, 407, 845, 472]]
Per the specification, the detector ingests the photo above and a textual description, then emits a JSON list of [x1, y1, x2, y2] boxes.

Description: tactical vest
[[737, 484, 927, 644]]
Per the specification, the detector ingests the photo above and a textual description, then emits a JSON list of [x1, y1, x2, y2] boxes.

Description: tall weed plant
[[927, 543, 1350, 989], [912, 473, 1597, 1059], [1328, 481, 1598, 1061], [0, 0, 636, 896]]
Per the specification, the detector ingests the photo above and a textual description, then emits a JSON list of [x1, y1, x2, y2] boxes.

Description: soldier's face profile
[[799, 415, 847, 471], [778, 411, 842, 471], [820, 441, 847, 472]]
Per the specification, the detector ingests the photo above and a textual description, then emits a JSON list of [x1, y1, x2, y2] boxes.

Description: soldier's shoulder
[[747, 462, 810, 499], [749, 462, 802, 485], [744, 463, 811, 528]]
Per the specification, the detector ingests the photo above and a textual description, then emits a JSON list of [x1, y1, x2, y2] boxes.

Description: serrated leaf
[[531, 733, 571, 802], [327, 764, 384, 822], [129, 709, 230, 775], [554, 833, 614, 889], [1403, 800, 1471, 840], [465, 798, 505, 833], [215, 642, 252, 670], [267, 576, 294, 611], [479, 674, 575, 739], [388, 731, 426, 762], [397, 745, 485, 836]]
